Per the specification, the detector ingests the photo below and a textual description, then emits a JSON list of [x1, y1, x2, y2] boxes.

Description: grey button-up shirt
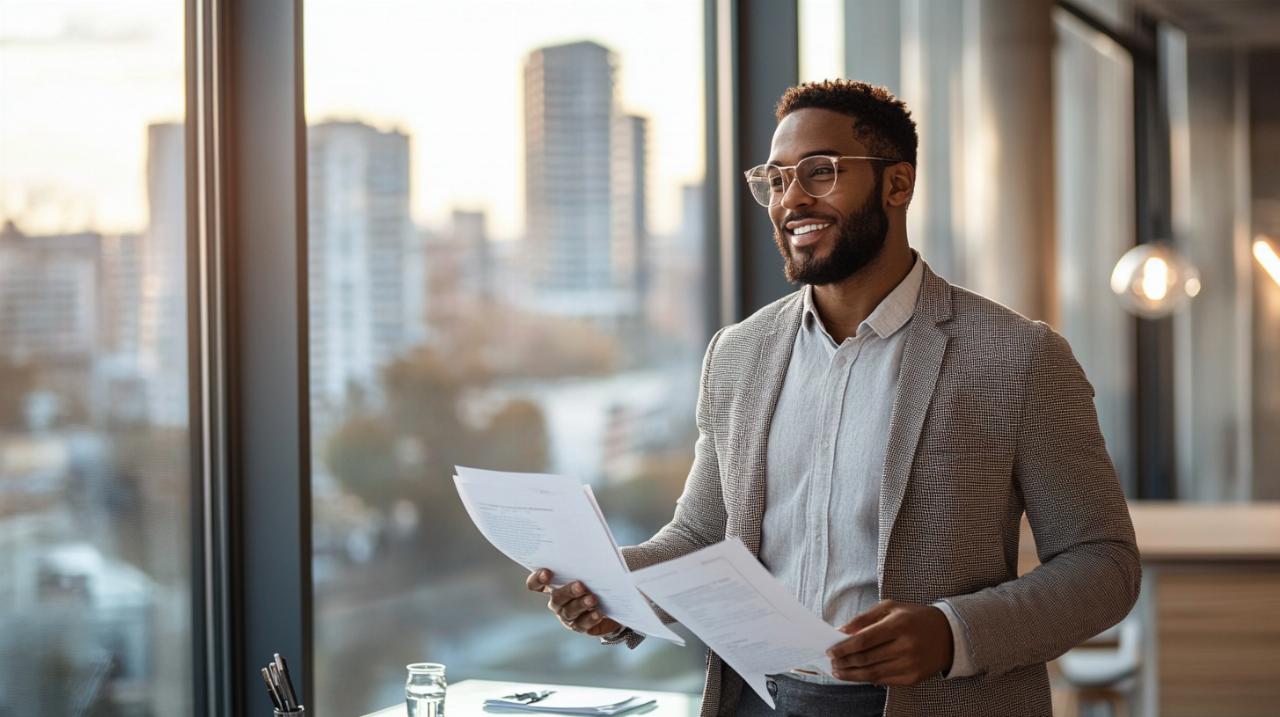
[[762, 255, 974, 683]]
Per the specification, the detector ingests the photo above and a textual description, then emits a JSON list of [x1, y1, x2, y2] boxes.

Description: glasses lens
[[796, 156, 838, 198], [745, 165, 782, 207]]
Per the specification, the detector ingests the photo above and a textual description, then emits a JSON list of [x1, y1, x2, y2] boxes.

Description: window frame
[[190, 0, 312, 714], [1058, 0, 1177, 499], [188, 0, 795, 713]]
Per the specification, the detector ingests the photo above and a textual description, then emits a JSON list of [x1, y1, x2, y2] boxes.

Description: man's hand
[[526, 568, 623, 637], [827, 600, 953, 686]]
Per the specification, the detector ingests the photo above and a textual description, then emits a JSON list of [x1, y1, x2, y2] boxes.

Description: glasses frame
[[743, 155, 899, 207]]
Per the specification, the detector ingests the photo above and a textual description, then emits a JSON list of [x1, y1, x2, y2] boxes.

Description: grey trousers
[[733, 674, 887, 717]]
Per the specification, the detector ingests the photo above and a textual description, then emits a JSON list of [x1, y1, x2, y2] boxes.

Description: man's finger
[[549, 581, 587, 608], [831, 639, 901, 670], [586, 618, 621, 637], [526, 569, 552, 592], [833, 656, 914, 685], [571, 608, 607, 633], [838, 600, 896, 635], [828, 616, 898, 659], [557, 594, 599, 623]]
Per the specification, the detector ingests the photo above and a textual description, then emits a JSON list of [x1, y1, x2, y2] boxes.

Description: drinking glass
[[405, 662, 446, 717]]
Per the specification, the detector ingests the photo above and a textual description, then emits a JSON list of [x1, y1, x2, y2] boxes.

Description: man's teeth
[[793, 223, 832, 236]]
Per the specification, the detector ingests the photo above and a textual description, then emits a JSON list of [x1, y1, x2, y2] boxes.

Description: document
[[454, 466, 684, 645], [482, 689, 655, 715], [629, 539, 848, 708]]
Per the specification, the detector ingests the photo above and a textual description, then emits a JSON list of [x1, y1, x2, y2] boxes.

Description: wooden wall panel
[[1156, 569, 1280, 717]]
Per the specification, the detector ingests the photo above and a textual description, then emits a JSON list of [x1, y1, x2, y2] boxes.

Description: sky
[[0, 0, 842, 239], [0, 0, 185, 234]]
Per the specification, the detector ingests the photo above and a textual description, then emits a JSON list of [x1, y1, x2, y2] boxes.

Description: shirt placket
[[808, 334, 864, 609]]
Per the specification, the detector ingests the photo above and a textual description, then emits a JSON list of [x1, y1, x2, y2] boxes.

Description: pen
[[269, 663, 295, 710], [274, 653, 300, 709], [261, 667, 284, 710]]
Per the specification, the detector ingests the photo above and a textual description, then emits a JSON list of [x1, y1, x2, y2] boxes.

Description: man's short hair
[[775, 79, 918, 168]]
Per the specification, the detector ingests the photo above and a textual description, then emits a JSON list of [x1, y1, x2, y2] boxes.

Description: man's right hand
[[526, 568, 623, 637]]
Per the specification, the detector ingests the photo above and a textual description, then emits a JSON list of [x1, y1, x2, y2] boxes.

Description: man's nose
[[780, 173, 813, 210]]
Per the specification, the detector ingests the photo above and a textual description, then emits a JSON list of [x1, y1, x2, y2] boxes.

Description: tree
[[323, 345, 554, 572], [325, 416, 400, 512]]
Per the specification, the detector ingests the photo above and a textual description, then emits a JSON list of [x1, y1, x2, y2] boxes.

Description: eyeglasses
[[743, 155, 898, 208]]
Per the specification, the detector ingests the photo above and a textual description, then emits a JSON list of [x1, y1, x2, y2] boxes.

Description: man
[[526, 80, 1140, 717]]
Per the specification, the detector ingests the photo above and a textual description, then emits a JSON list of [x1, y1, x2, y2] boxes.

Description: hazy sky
[[0, 0, 185, 234], [0, 0, 841, 238]]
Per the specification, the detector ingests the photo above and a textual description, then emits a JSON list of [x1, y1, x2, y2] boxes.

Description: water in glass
[[405, 663, 446, 717]]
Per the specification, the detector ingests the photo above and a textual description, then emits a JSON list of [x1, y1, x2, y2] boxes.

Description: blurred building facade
[[141, 123, 188, 428], [522, 41, 649, 326], [307, 120, 424, 425]]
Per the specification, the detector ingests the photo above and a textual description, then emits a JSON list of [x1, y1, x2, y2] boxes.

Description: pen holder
[[274, 707, 305, 716]]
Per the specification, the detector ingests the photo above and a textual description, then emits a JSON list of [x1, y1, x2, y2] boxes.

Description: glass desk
[[361, 679, 700, 717]]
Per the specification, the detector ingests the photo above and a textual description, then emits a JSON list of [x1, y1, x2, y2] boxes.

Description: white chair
[[1057, 615, 1142, 717]]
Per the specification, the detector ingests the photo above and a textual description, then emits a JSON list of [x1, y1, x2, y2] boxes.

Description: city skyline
[[0, 0, 706, 240]]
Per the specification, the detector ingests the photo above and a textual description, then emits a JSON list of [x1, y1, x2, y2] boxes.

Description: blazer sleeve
[[603, 326, 731, 649], [943, 323, 1142, 676]]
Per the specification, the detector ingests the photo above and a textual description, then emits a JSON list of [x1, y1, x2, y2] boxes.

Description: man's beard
[[774, 178, 889, 286]]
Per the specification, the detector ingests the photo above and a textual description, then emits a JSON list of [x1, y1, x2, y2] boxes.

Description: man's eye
[[807, 165, 835, 177]]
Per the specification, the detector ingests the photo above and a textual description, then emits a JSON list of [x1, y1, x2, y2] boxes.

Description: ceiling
[[1135, 0, 1280, 47]]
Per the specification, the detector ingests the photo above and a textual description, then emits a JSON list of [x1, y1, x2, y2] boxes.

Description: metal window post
[[190, 0, 312, 713], [713, 0, 800, 323]]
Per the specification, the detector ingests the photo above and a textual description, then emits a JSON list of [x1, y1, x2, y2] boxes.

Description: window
[[0, 1, 192, 713], [798, 2, 1139, 491], [304, 2, 712, 713], [1052, 8, 1137, 493]]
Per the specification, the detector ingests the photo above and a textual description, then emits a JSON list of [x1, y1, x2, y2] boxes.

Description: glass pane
[[1053, 10, 1137, 494], [304, 2, 711, 714], [800, 0, 844, 84], [0, 2, 192, 714]]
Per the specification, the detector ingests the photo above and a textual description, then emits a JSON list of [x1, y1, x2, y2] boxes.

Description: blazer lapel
[[877, 264, 952, 588], [733, 294, 804, 557]]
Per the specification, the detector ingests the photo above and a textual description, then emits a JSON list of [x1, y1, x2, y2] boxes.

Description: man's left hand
[[827, 600, 953, 686]]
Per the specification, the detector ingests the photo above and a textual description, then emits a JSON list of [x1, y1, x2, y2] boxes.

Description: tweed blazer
[[615, 260, 1141, 717]]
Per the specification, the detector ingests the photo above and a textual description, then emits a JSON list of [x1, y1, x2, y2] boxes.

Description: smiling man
[[526, 80, 1140, 717]]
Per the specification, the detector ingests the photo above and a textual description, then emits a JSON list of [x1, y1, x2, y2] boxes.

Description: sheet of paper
[[454, 466, 684, 645], [629, 538, 848, 708], [481, 689, 654, 715]]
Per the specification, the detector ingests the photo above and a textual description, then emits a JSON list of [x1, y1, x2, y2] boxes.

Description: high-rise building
[[0, 221, 102, 428], [611, 113, 649, 319], [452, 209, 492, 301], [94, 232, 150, 424], [100, 233, 144, 358], [523, 41, 646, 322], [142, 122, 189, 427], [0, 221, 100, 363], [648, 182, 707, 345], [307, 120, 421, 422]]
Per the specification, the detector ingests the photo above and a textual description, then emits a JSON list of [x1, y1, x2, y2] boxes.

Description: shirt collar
[[802, 252, 924, 341]]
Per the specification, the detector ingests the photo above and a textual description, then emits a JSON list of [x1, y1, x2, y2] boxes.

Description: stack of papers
[[454, 466, 850, 709], [630, 539, 848, 707], [482, 691, 655, 715], [453, 466, 683, 644]]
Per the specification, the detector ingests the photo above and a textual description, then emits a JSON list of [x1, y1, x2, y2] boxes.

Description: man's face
[[766, 108, 889, 286]]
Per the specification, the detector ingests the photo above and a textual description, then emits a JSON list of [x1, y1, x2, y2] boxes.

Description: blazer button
[[766, 679, 778, 697]]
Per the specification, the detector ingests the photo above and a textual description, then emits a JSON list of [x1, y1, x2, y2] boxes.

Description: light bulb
[[1255, 236, 1280, 287], [1110, 243, 1200, 318], [1141, 256, 1169, 302]]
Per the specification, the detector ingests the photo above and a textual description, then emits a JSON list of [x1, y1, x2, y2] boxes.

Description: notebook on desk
[[359, 679, 697, 717], [482, 689, 656, 715]]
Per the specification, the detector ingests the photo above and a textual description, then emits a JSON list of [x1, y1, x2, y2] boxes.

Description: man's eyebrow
[[764, 148, 846, 165]]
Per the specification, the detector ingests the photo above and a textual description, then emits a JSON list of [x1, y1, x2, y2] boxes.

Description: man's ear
[[883, 162, 915, 209]]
